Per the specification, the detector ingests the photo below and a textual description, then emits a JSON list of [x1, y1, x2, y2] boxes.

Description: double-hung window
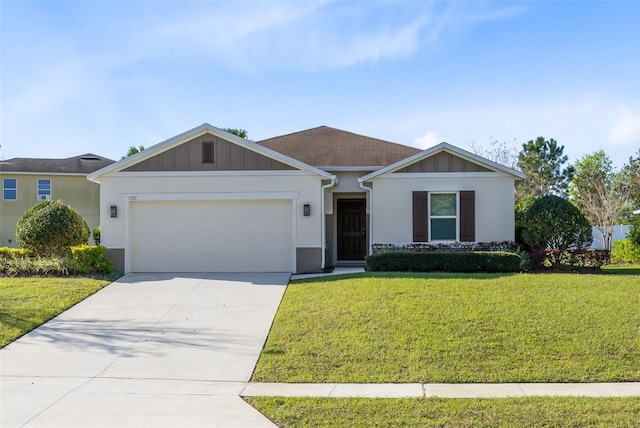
[[429, 192, 458, 241], [3, 178, 17, 200], [37, 179, 51, 201]]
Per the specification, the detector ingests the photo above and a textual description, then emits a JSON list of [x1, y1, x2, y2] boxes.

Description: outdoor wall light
[[110, 205, 118, 218], [303, 204, 311, 216]]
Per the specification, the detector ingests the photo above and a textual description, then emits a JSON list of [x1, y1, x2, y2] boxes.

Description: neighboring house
[[0, 154, 115, 247], [88, 124, 525, 274]]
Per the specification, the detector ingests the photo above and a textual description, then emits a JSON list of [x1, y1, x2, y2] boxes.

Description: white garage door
[[130, 200, 293, 272]]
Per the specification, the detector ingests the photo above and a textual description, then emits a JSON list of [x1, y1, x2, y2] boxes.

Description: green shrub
[[1, 255, 78, 276], [611, 240, 640, 264], [16, 200, 89, 256], [521, 195, 592, 250], [366, 251, 522, 273], [70, 245, 114, 274], [0, 247, 30, 260], [530, 249, 609, 269], [627, 216, 640, 247], [92, 225, 101, 246]]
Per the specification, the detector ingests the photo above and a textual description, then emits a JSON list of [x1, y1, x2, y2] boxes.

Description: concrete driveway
[[1, 273, 289, 427]]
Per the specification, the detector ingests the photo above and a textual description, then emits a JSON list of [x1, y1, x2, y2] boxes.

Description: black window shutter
[[412, 191, 428, 242], [460, 190, 475, 242]]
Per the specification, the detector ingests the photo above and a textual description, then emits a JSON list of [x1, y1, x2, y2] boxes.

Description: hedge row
[[372, 241, 519, 254], [529, 249, 610, 269], [366, 251, 522, 273], [0, 245, 114, 276]]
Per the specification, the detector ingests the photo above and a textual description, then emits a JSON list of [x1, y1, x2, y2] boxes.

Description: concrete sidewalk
[[242, 382, 640, 398], [1, 273, 289, 428]]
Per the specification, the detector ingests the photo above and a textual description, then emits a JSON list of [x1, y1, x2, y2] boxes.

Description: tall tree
[[570, 150, 630, 251], [223, 128, 249, 139], [516, 137, 574, 201], [468, 139, 519, 170], [121, 145, 145, 159], [620, 147, 640, 209]]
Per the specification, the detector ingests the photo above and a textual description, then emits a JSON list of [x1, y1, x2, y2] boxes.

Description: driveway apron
[[1, 273, 289, 427]]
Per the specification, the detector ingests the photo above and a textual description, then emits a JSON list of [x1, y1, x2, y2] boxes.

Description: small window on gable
[[37, 179, 51, 201], [202, 142, 214, 164], [3, 178, 17, 200]]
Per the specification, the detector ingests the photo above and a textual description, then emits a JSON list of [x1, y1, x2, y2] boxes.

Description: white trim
[[358, 180, 373, 255], [0, 172, 90, 177], [321, 178, 338, 269], [109, 170, 316, 178], [381, 172, 513, 179], [121, 192, 298, 274], [120, 192, 298, 202], [634, 210, 640, 215], [88, 123, 336, 182], [359, 142, 526, 182], [320, 166, 383, 172]]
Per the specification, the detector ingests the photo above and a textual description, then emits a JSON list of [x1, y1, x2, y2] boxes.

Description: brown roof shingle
[[256, 126, 421, 168], [0, 153, 115, 174]]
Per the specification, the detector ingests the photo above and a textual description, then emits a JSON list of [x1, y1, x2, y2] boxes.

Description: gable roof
[[257, 126, 421, 169], [0, 154, 114, 174], [88, 123, 335, 182], [360, 142, 526, 182]]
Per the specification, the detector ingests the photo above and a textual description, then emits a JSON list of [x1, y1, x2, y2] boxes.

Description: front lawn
[[0, 277, 111, 347], [603, 264, 640, 275], [252, 272, 640, 383], [247, 396, 640, 427]]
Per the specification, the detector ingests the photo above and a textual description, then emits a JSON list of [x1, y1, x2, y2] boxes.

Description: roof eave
[[359, 142, 526, 182], [88, 123, 336, 182]]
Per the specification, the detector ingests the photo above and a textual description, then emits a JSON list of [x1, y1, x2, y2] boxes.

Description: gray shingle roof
[[0, 153, 115, 174], [256, 126, 421, 168]]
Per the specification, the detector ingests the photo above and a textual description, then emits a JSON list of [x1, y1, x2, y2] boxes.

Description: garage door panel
[[131, 200, 292, 272]]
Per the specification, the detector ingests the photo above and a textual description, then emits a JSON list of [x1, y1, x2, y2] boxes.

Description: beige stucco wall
[[0, 174, 100, 247], [370, 172, 517, 244], [98, 171, 324, 272]]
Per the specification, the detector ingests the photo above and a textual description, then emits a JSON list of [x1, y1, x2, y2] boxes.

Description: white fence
[[590, 225, 631, 249]]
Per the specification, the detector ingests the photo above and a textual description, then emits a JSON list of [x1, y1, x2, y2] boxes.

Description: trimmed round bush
[[16, 200, 90, 256], [521, 195, 592, 251]]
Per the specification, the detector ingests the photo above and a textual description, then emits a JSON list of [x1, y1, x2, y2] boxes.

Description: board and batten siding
[[123, 134, 295, 172]]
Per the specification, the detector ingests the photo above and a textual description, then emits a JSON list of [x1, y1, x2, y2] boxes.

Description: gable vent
[[202, 142, 214, 164]]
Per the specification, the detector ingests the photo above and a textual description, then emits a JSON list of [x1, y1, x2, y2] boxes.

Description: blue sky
[[2, 1, 639, 168]]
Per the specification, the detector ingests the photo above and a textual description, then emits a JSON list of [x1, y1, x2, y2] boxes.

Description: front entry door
[[337, 199, 366, 260]]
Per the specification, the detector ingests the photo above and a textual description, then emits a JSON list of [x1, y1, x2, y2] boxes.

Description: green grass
[[603, 264, 640, 275], [252, 272, 640, 383], [0, 277, 111, 347], [247, 396, 640, 427]]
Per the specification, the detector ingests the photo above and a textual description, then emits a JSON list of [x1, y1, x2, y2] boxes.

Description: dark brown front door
[[337, 199, 366, 260]]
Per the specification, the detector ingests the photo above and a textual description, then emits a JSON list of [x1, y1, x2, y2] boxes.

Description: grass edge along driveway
[[252, 272, 640, 383], [0, 276, 111, 347], [246, 396, 640, 428]]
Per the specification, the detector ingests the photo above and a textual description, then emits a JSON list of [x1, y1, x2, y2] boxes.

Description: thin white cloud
[[608, 106, 639, 146], [413, 131, 441, 149]]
